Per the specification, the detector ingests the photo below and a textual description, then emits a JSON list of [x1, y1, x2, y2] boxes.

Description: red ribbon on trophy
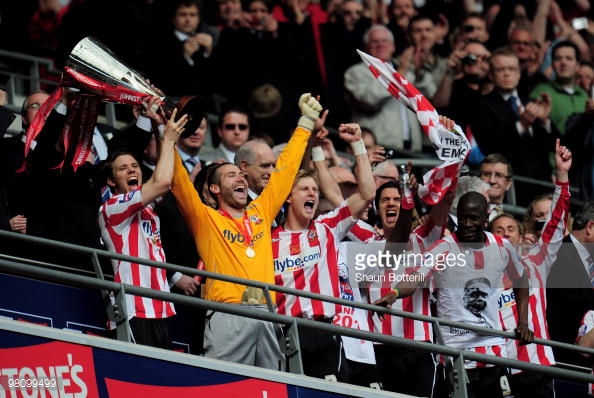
[[21, 37, 205, 172]]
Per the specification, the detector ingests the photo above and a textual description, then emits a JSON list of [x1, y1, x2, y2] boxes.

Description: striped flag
[[357, 50, 470, 205]]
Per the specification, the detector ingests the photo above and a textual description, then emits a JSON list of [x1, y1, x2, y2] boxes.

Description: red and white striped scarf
[[357, 50, 471, 205]]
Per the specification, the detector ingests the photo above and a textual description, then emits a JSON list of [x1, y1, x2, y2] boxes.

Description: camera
[[533, 219, 546, 232], [572, 17, 588, 31], [461, 54, 478, 66], [383, 148, 398, 159]]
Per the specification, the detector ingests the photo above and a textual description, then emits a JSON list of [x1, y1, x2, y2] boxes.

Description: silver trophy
[[64, 37, 205, 137]]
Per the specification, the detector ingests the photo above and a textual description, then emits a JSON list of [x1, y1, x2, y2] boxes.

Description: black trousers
[[296, 319, 349, 382], [465, 366, 512, 398], [129, 317, 172, 349], [374, 343, 436, 396], [510, 370, 554, 398]]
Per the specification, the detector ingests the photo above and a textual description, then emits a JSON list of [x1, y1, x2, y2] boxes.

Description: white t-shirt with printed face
[[418, 232, 524, 348]]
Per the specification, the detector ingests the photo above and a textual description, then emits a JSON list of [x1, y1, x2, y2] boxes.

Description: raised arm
[[141, 108, 188, 206], [339, 123, 376, 218], [257, 94, 321, 220], [313, 138, 344, 208], [525, 138, 572, 272]]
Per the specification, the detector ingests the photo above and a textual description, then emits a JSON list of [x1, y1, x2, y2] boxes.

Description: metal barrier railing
[[0, 48, 60, 97], [1, 229, 594, 398], [0, 49, 121, 128]]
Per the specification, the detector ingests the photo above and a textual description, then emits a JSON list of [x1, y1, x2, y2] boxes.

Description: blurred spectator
[[28, 0, 68, 57], [144, 0, 215, 98], [178, 116, 208, 175], [322, 0, 372, 125], [272, 0, 328, 98], [372, 160, 399, 187], [433, 40, 492, 165], [344, 24, 423, 152], [212, 0, 298, 115], [0, 92, 50, 245], [547, 1, 591, 65], [522, 193, 553, 245], [0, 90, 15, 137], [564, 60, 594, 201], [248, 84, 293, 145], [201, 105, 250, 163], [385, 0, 417, 57], [472, 48, 557, 206], [214, 0, 250, 29], [485, 0, 539, 52], [508, 25, 549, 100], [531, 41, 588, 135], [576, 61, 594, 93], [397, 14, 448, 99], [234, 139, 276, 202], [478, 154, 514, 220], [459, 13, 489, 45]]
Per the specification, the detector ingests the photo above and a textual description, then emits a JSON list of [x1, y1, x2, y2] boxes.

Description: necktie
[[507, 96, 519, 116], [588, 257, 594, 287], [185, 158, 197, 172]]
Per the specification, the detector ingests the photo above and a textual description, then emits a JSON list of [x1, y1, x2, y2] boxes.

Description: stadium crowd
[[2, 0, 594, 397]]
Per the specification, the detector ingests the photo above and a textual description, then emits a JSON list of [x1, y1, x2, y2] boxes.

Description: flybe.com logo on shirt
[[274, 249, 321, 273], [222, 230, 264, 244]]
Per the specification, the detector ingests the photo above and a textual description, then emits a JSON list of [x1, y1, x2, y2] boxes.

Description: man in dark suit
[[471, 48, 557, 207], [177, 116, 207, 176], [547, 202, 594, 397], [144, 0, 215, 98]]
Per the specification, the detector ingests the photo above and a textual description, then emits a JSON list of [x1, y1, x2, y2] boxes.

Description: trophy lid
[[174, 95, 207, 138]]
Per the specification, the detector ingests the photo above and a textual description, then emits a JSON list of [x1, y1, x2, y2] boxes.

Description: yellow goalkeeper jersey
[[172, 127, 310, 304]]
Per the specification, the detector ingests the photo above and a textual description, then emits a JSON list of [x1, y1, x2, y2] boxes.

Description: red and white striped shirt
[[366, 222, 444, 341], [418, 232, 524, 351], [272, 202, 355, 319], [99, 190, 175, 320], [347, 220, 382, 243], [498, 181, 570, 370]]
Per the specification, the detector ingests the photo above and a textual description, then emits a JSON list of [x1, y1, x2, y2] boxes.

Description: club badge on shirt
[[249, 215, 263, 225]]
